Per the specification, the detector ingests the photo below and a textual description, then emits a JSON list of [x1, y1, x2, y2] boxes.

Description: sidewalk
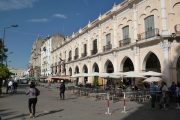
[[0, 84, 180, 120]]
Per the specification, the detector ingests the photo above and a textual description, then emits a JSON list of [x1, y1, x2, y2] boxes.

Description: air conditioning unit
[[175, 24, 180, 33]]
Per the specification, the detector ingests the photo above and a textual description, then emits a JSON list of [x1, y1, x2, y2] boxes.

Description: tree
[[93, 76, 99, 87], [0, 64, 11, 94]]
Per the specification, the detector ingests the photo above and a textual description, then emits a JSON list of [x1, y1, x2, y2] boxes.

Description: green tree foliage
[[0, 64, 10, 79], [93, 76, 99, 87], [0, 64, 11, 94]]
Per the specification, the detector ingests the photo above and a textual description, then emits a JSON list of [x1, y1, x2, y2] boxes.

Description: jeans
[[60, 92, 65, 99], [28, 98, 37, 116], [151, 94, 156, 108]]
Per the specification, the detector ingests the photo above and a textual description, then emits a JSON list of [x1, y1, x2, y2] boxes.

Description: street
[[0, 84, 180, 120]]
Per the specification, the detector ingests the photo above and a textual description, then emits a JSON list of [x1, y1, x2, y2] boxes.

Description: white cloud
[[28, 18, 48, 23], [53, 13, 67, 19], [0, 0, 38, 11]]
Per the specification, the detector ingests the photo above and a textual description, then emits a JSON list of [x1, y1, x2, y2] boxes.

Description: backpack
[[35, 88, 40, 96]]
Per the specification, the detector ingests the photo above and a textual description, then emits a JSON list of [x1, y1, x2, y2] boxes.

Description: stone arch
[[139, 13, 146, 19], [104, 59, 114, 73], [142, 51, 161, 72], [145, 6, 151, 12], [122, 17, 127, 23], [120, 56, 134, 72], [173, 2, 180, 8], [74, 66, 79, 74], [150, 9, 158, 14], [82, 64, 88, 73], [69, 67, 72, 76], [92, 62, 99, 72]]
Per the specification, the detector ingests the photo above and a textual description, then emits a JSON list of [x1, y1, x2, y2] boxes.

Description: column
[[113, 16, 118, 48], [160, 0, 169, 36], [134, 45, 140, 72], [160, 39, 171, 86], [133, 4, 138, 41], [98, 26, 103, 53]]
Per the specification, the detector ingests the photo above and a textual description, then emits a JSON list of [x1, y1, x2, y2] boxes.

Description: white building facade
[[41, 37, 52, 77], [50, 0, 180, 86]]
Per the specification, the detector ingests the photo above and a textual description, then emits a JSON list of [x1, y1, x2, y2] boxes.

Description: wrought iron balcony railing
[[103, 44, 112, 52], [137, 28, 160, 41], [68, 57, 72, 61], [81, 52, 87, 58], [74, 55, 79, 60], [119, 38, 131, 47], [91, 49, 98, 55]]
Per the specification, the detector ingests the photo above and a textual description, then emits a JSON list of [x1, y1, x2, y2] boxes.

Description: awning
[[46, 76, 71, 81]]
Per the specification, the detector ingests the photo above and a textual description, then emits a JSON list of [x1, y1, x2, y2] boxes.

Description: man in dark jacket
[[59, 80, 65, 100]]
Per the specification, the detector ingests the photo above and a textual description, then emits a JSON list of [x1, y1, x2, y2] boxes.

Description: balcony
[[68, 57, 72, 61], [81, 52, 87, 58], [91, 49, 98, 55], [119, 38, 131, 47], [103, 44, 112, 52], [74, 55, 79, 60], [137, 28, 160, 41]]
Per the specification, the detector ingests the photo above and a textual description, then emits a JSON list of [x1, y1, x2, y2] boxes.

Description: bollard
[[105, 92, 112, 115], [121, 92, 127, 113]]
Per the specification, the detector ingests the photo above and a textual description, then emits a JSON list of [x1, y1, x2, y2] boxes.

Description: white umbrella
[[110, 72, 124, 76], [86, 72, 100, 77], [143, 76, 162, 83], [123, 71, 146, 78], [142, 71, 162, 76]]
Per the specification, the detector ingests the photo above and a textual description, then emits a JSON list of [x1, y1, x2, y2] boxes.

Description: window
[[93, 39, 97, 50], [84, 44, 87, 53], [106, 33, 111, 45], [75, 48, 79, 56], [69, 50, 72, 58], [122, 26, 129, 44], [144, 15, 155, 38]]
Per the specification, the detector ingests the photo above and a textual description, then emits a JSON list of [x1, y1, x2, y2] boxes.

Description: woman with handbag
[[26, 82, 40, 118]]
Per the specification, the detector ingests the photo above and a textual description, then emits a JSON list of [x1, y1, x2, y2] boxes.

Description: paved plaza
[[0, 84, 180, 120]]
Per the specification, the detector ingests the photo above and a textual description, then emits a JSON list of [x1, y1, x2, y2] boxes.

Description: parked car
[[19, 79, 28, 84]]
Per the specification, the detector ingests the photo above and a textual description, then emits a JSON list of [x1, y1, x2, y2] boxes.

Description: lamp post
[[1, 24, 18, 65], [5, 51, 13, 67]]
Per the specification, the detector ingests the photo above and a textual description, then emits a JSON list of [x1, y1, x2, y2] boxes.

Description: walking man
[[59, 80, 66, 100]]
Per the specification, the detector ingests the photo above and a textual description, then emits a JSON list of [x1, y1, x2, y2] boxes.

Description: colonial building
[[51, 0, 180, 86], [41, 34, 65, 77], [29, 38, 45, 80]]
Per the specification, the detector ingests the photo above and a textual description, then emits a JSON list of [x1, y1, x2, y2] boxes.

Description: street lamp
[[1, 24, 18, 65], [5, 51, 13, 67]]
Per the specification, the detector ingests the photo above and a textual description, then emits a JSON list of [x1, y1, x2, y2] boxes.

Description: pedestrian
[[160, 81, 169, 110], [13, 80, 18, 93], [176, 83, 180, 110], [170, 82, 176, 102], [59, 80, 66, 100], [8, 80, 13, 94], [149, 82, 157, 109], [26, 82, 40, 118]]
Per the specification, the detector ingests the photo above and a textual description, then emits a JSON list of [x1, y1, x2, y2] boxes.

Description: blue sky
[[0, 0, 122, 69]]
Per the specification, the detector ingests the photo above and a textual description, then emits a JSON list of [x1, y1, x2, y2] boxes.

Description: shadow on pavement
[[121, 102, 180, 120], [3, 113, 29, 120], [0, 108, 28, 120], [36, 109, 64, 118]]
